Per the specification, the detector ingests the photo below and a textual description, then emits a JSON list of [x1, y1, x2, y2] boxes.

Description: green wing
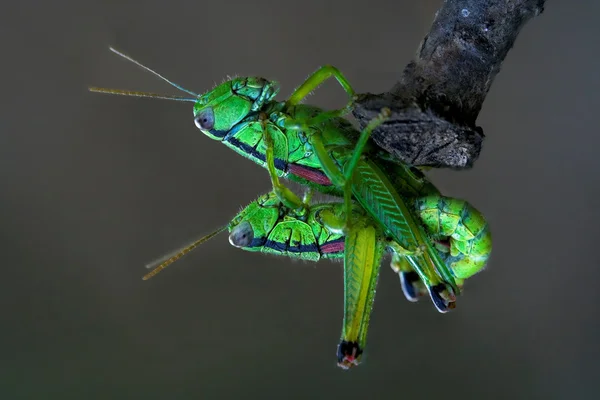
[[348, 158, 460, 305]]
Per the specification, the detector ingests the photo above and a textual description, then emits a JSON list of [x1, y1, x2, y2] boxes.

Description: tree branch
[[352, 0, 546, 169]]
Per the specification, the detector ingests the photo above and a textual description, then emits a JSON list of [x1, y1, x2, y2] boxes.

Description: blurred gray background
[[2, 0, 599, 398]]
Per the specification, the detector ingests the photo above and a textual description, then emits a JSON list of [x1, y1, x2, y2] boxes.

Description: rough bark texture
[[352, 0, 546, 169]]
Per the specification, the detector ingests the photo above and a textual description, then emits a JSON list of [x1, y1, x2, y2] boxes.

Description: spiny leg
[[286, 65, 357, 125], [261, 118, 305, 211], [318, 208, 383, 369]]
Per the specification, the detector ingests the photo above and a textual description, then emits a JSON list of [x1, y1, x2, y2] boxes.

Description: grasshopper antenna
[[88, 87, 197, 102], [109, 47, 198, 96], [143, 225, 227, 281], [88, 47, 199, 101]]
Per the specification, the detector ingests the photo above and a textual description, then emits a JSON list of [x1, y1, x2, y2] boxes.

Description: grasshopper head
[[89, 48, 280, 141], [193, 77, 279, 140], [227, 192, 281, 251]]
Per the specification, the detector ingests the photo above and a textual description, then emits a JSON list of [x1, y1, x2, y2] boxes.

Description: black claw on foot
[[336, 341, 363, 370], [400, 271, 421, 302], [429, 284, 457, 313]]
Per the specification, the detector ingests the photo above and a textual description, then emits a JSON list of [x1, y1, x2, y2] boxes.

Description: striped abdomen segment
[[417, 195, 492, 279], [260, 219, 344, 261]]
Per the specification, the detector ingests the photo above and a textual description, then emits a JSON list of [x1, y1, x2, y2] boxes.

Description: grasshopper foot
[[428, 284, 457, 313], [399, 271, 427, 302], [336, 341, 363, 370]]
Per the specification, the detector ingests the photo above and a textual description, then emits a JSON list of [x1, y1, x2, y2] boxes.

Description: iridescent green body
[[227, 191, 347, 262], [226, 190, 492, 368]]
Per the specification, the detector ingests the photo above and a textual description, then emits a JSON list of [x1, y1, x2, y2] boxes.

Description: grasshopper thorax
[[193, 77, 279, 140]]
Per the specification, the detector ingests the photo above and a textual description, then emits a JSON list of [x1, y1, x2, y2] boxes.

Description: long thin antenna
[[88, 87, 196, 102], [108, 46, 199, 97], [142, 226, 228, 281]]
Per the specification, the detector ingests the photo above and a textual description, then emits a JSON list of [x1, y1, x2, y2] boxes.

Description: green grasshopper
[[90, 47, 489, 312], [142, 190, 491, 369]]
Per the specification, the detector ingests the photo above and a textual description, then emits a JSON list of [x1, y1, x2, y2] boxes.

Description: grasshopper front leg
[[260, 116, 307, 211], [286, 65, 357, 127]]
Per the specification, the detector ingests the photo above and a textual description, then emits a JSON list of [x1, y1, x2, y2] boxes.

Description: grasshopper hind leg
[[337, 341, 362, 369], [337, 219, 384, 369]]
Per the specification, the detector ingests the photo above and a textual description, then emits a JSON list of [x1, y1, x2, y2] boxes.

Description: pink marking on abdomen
[[288, 164, 332, 186], [321, 240, 345, 254]]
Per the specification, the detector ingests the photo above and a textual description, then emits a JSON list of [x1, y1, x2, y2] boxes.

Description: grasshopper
[[142, 190, 491, 369], [90, 48, 491, 312]]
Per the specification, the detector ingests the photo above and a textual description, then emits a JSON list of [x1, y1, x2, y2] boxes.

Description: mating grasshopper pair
[[90, 48, 492, 368], [142, 188, 490, 369]]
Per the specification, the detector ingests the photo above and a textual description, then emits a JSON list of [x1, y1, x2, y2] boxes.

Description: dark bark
[[352, 0, 546, 169]]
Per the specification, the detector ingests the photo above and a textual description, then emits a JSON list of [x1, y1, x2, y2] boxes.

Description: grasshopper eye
[[228, 221, 254, 248], [194, 108, 215, 130]]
